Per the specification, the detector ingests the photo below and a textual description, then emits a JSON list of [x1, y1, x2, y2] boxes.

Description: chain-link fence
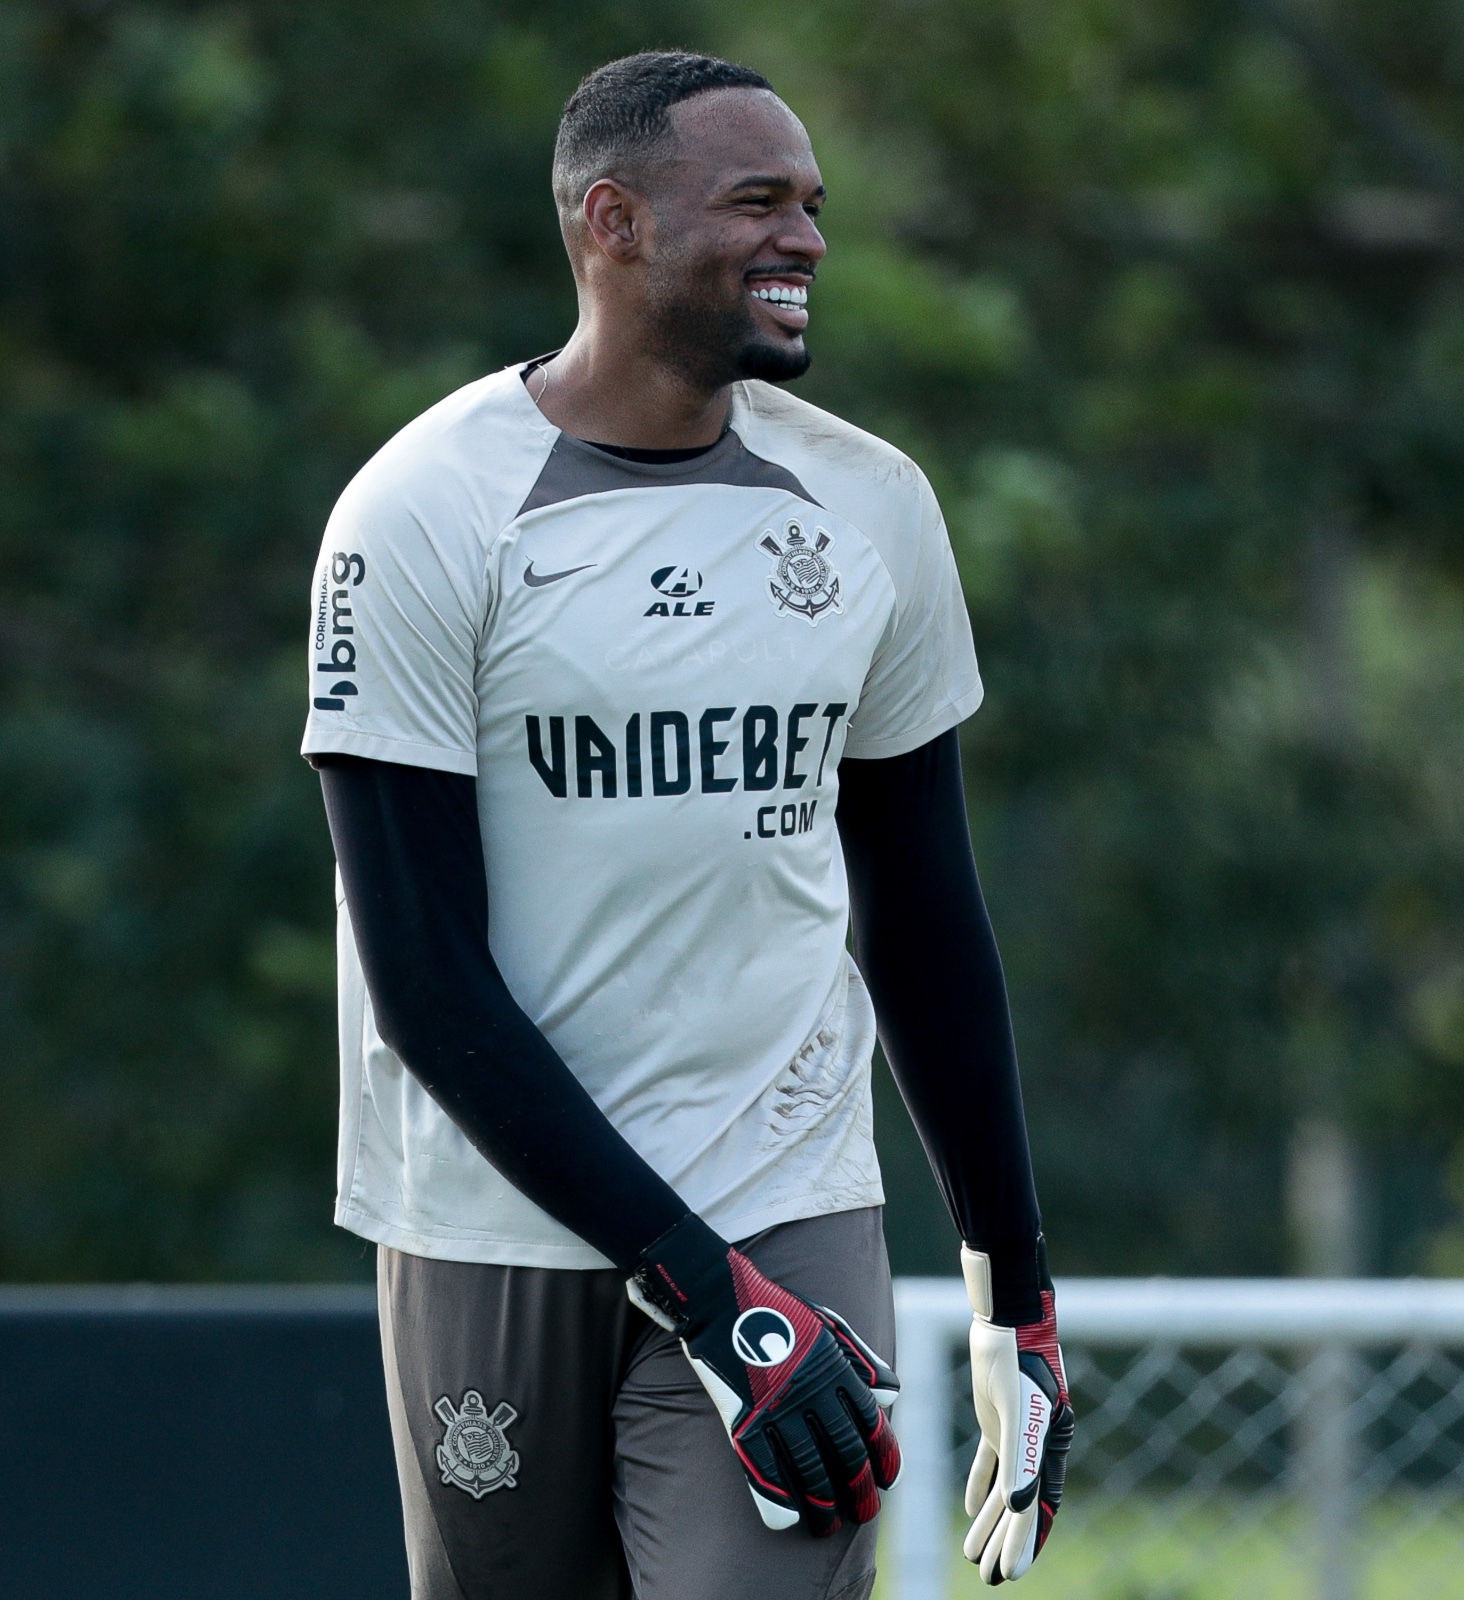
[[884, 1280, 1464, 1600], [5, 1282, 1461, 1599]]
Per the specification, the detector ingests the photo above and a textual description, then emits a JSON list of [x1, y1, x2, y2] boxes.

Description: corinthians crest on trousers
[[759, 520, 842, 624], [433, 1389, 521, 1499]]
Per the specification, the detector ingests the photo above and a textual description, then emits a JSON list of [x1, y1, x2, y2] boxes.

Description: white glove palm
[[961, 1244, 1074, 1584]]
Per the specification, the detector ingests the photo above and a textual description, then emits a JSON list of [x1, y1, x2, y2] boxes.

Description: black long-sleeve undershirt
[[838, 732, 1044, 1320], [318, 755, 688, 1269], [317, 727, 1042, 1319]]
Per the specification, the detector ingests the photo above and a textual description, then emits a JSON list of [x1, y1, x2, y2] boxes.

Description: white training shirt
[[302, 364, 983, 1268]]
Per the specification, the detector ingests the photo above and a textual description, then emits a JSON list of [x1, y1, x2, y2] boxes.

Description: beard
[[644, 267, 812, 390], [735, 334, 813, 383]]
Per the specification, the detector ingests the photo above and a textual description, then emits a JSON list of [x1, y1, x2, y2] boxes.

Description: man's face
[[638, 88, 827, 390]]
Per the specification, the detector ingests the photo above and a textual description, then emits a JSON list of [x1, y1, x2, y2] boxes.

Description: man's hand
[[961, 1243, 1074, 1583], [629, 1213, 901, 1535]]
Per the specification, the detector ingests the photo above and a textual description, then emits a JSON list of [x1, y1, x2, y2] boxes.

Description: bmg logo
[[313, 550, 366, 711]]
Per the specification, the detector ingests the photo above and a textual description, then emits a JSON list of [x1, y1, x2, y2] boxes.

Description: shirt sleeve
[[841, 466, 984, 760], [301, 453, 488, 775]]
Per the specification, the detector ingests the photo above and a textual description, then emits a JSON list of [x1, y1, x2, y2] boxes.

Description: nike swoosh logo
[[523, 560, 596, 588]]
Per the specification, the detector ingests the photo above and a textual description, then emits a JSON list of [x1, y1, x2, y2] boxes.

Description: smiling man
[[303, 51, 1071, 1600]]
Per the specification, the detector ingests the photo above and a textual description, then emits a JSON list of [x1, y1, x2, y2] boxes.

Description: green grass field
[[874, 1496, 1464, 1600]]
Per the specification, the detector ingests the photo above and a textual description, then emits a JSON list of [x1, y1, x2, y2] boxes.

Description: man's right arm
[[316, 751, 687, 1269], [316, 751, 902, 1533]]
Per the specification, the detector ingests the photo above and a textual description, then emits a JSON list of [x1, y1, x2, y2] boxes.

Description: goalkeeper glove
[[628, 1212, 902, 1536], [962, 1238, 1074, 1583]]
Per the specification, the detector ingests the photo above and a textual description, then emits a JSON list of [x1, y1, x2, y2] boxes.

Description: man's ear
[[583, 179, 648, 263]]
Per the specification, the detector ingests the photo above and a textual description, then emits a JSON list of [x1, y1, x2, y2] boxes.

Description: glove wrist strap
[[629, 1211, 730, 1332], [961, 1234, 1052, 1327], [960, 1245, 994, 1318]]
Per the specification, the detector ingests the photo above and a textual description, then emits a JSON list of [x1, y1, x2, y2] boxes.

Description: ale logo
[[645, 563, 714, 617], [731, 1307, 797, 1367]]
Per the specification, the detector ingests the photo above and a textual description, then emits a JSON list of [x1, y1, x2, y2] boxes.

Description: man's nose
[[777, 207, 827, 264]]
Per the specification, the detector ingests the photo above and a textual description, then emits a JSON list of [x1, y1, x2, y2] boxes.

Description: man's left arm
[[837, 728, 1075, 1582]]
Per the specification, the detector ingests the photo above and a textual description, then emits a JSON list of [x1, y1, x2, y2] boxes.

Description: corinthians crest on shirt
[[759, 519, 843, 625], [433, 1389, 520, 1499]]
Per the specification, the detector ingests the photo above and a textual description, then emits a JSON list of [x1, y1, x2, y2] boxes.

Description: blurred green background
[[3, 0, 1462, 1285]]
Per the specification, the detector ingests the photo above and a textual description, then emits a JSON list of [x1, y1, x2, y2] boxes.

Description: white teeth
[[752, 285, 808, 306]]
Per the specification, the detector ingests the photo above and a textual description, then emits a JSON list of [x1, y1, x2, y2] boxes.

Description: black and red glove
[[962, 1239, 1075, 1582], [629, 1212, 902, 1536]]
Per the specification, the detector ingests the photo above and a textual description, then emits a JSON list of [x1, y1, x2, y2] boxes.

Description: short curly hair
[[552, 50, 773, 221]]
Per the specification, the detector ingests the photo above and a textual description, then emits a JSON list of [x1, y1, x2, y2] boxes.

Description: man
[[303, 50, 1071, 1600]]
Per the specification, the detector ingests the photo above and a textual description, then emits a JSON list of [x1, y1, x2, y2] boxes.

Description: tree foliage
[[3, 0, 1462, 1280]]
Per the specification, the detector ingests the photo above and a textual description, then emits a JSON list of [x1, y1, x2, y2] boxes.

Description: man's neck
[[527, 330, 733, 450]]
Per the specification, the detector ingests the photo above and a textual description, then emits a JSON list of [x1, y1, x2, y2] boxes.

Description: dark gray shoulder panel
[[515, 429, 820, 518]]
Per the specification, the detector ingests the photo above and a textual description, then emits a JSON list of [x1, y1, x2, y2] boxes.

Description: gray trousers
[[377, 1207, 896, 1600]]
